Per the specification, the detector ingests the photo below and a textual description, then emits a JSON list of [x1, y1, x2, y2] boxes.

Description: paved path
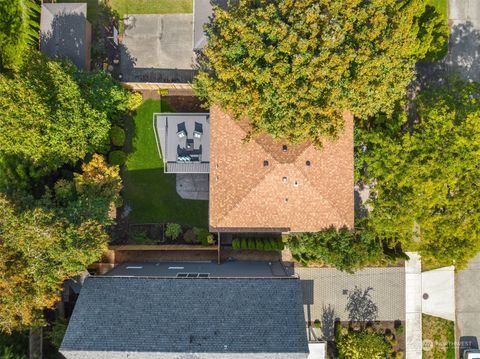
[[447, 0, 480, 81], [456, 254, 480, 352], [405, 252, 423, 359]]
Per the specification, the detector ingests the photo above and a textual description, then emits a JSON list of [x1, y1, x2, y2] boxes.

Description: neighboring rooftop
[[40, 3, 91, 70], [209, 106, 354, 232], [60, 275, 309, 359], [155, 113, 210, 173]]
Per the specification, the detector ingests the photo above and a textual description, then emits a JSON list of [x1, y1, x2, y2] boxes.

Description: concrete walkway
[[456, 254, 480, 352], [405, 252, 423, 359], [447, 0, 480, 81]]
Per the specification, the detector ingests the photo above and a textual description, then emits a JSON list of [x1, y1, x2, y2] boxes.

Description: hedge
[[231, 237, 284, 251], [108, 150, 127, 165], [110, 125, 126, 147]]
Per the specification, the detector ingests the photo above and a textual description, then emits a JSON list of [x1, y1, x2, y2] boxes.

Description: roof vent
[[263, 160, 269, 167], [284, 197, 288, 203], [294, 180, 299, 187], [282, 145, 288, 152], [306, 160, 311, 166], [282, 176, 288, 182]]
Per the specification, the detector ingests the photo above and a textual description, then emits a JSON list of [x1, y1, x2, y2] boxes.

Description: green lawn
[[109, 0, 192, 24], [422, 314, 455, 359], [122, 99, 208, 227], [428, 0, 448, 22]]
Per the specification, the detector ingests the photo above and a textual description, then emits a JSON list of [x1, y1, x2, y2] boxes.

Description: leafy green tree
[[361, 76, 480, 268], [195, 0, 425, 145], [413, 5, 449, 60], [0, 0, 39, 71], [287, 225, 404, 272], [337, 330, 392, 359], [0, 195, 108, 333], [0, 53, 110, 176]]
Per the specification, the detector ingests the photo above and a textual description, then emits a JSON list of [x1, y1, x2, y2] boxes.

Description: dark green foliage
[[74, 70, 141, 121], [287, 225, 402, 272], [240, 238, 248, 249], [0, 53, 110, 178], [165, 223, 182, 241], [110, 125, 126, 147], [131, 231, 156, 245], [47, 317, 68, 349], [0, 331, 28, 359], [184, 229, 197, 243], [263, 240, 272, 251], [193, 227, 210, 245], [108, 150, 127, 165], [361, 76, 480, 269], [231, 236, 282, 251], [232, 238, 240, 249], [255, 238, 264, 251]]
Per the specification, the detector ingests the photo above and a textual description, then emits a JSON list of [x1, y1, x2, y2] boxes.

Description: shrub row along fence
[[231, 237, 284, 251]]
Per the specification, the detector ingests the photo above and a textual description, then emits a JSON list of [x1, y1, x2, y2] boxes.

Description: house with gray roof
[[155, 113, 210, 173], [60, 262, 309, 359], [40, 3, 91, 70]]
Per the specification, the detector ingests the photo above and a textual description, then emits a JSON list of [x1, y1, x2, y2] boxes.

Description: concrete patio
[[176, 173, 209, 200]]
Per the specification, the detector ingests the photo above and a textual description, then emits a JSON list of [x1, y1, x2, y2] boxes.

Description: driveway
[[447, 0, 480, 81], [120, 14, 196, 83], [456, 254, 480, 352], [295, 266, 405, 342]]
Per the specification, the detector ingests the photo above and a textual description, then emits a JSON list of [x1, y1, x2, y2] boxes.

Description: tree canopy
[[195, 0, 429, 145], [287, 225, 405, 272], [360, 77, 480, 268], [0, 52, 136, 189], [0, 155, 120, 333], [0, 0, 39, 71]]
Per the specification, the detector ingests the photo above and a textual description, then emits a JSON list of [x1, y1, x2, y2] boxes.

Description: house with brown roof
[[209, 105, 354, 233]]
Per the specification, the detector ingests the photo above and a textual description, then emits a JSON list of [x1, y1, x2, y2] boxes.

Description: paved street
[[456, 254, 480, 350]]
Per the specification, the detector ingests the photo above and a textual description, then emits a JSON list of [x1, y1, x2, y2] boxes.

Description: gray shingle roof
[[60, 277, 308, 359]]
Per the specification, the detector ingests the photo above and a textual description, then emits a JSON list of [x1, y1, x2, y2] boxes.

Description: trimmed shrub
[[255, 238, 264, 251], [184, 229, 196, 243], [247, 238, 256, 250], [232, 238, 240, 249], [263, 240, 272, 251], [165, 223, 182, 241], [110, 125, 126, 147], [193, 227, 210, 245], [108, 150, 127, 165], [240, 238, 248, 249]]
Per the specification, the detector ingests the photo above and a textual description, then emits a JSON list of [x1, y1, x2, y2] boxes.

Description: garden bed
[[118, 223, 216, 246], [332, 321, 406, 358]]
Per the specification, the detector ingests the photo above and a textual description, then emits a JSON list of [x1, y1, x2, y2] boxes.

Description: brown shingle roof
[[209, 106, 354, 232]]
